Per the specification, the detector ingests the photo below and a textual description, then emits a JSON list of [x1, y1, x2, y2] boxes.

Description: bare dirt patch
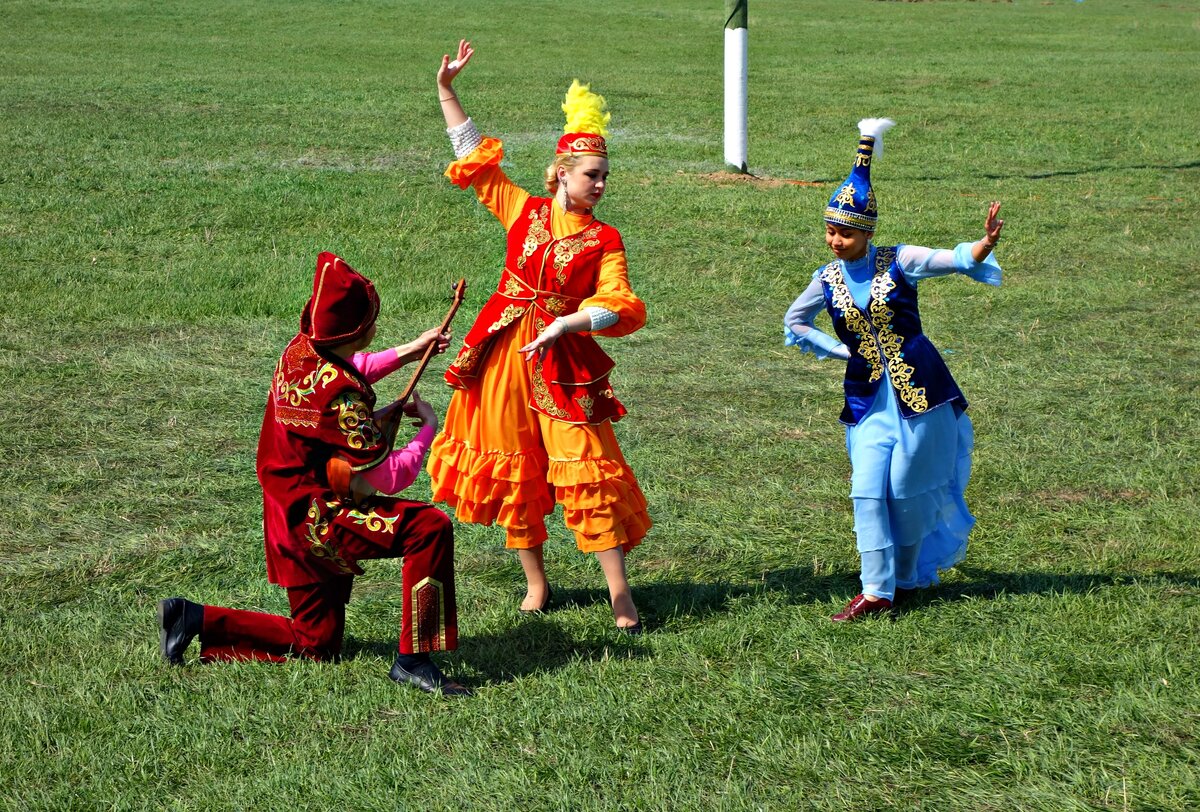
[[698, 171, 828, 188]]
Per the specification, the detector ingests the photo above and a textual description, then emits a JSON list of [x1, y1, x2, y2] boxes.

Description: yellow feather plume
[[561, 79, 611, 137]]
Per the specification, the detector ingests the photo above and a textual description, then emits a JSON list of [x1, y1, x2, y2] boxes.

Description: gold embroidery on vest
[[550, 223, 602, 284], [867, 248, 928, 412], [517, 204, 552, 270], [332, 392, 380, 450], [822, 262, 883, 383], [503, 276, 522, 296], [488, 304, 526, 333], [576, 394, 595, 419], [545, 297, 568, 316], [531, 360, 572, 419]]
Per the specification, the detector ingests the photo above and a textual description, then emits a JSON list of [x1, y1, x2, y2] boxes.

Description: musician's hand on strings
[[402, 391, 439, 431]]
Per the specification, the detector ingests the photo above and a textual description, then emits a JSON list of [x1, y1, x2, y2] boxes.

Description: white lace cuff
[[447, 117, 483, 159], [585, 306, 619, 331]]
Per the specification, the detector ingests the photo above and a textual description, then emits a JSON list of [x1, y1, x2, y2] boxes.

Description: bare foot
[[520, 582, 551, 613], [612, 591, 639, 629]]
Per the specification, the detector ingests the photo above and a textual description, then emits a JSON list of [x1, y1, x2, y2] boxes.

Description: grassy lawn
[[2, 0, 1198, 809]]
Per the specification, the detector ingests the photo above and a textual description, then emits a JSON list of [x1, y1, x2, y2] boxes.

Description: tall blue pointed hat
[[824, 118, 896, 231]]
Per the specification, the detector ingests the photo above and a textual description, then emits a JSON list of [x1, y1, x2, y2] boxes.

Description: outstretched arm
[[897, 201, 1005, 286], [436, 39, 473, 129], [350, 327, 452, 384]]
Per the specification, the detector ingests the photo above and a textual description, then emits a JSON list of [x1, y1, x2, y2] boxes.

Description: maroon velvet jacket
[[256, 333, 390, 587]]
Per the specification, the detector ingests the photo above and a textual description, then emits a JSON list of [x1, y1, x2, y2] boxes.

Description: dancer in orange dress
[[428, 40, 651, 632]]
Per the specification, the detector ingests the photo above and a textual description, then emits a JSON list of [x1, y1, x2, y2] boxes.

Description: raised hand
[[437, 39, 474, 90], [984, 201, 1004, 245]]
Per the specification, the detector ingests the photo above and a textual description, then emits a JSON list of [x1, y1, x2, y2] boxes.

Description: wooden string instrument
[[327, 278, 467, 503]]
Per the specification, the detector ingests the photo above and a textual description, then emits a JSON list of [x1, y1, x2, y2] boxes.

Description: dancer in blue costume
[[784, 118, 1005, 621]]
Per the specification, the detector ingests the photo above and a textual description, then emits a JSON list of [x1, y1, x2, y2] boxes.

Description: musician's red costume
[[158, 254, 462, 692]]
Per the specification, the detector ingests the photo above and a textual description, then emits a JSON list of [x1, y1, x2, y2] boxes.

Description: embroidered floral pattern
[[576, 394, 595, 419], [867, 248, 928, 412], [343, 505, 399, 534], [517, 204, 552, 270], [531, 360, 572, 419], [488, 304, 526, 333], [551, 224, 602, 284], [822, 261, 883, 383], [331, 392, 380, 450], [545, 297, 568, 316], [503, 276, 523, 296], [305, 499, 355, 574], [833, 183, 857, 208], [451, 345, 482, 374]]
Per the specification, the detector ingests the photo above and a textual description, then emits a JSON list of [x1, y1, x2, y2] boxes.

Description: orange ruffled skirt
[[427, 314, 651, 553]]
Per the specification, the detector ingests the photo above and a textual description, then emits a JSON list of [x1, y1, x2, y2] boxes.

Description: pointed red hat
[[300, 252, 380, 346]]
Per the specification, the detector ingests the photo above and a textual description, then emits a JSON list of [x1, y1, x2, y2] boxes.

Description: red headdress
[[556, 132, 607, 157], [300, 252, 380, 347], [557, 80, 610, 158]]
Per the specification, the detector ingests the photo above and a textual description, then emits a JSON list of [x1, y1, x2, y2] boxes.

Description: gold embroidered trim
[[503, 276, 523, 296], [545, 297, 568, 316], [410, 576, 448, 652], [531, 360, 572, 419], [821, 261, 883, 383], [274, 360, 339, 408], [488, 304, 526, 333], [550, 223, 602, 284], [305, 499, 354, 574], [517, 204, 552, 270], [451, 345, 482, 374], [868, 248, 928, 412], [576, 394, 595, 419], [331, 392, 380, 450]]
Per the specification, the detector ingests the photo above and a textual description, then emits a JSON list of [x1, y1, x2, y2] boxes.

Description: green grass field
[[2, 0, 1199, 809]]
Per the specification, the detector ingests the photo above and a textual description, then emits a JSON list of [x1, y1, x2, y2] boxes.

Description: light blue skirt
[[846, 381, 974, 587]]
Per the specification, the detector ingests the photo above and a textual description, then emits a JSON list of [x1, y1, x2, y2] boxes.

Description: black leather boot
[[389, 654, 472, 697], [158, 597, 203, 665]]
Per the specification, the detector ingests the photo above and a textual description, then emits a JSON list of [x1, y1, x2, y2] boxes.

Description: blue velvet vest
[[819, 246, 967, 425]]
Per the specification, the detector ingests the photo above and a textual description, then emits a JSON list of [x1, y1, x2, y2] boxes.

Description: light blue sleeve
[[897, 243, 1002, 287], [783, 274, 851, 360]]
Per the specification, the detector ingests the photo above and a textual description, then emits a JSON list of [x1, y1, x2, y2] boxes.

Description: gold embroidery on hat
[[833, 183, 857, 208]]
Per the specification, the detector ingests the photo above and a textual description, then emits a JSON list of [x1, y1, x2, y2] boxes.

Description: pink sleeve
[[360, 423, 436, 494], [350, 348, 403, 385]]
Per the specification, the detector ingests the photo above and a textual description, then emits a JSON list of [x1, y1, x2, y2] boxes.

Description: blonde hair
[[544, 153, 583, 194]]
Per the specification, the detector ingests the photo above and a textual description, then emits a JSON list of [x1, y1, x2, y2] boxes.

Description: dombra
[[327, 279, 467, 504]]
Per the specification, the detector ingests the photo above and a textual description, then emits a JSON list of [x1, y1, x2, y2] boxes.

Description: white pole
[[724, 1, 748, 173]]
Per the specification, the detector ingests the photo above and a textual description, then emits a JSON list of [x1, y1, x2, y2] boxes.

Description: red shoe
[[831, 594, 893, 622]]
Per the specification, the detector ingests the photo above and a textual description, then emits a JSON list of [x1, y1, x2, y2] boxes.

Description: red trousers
[[199, 500, 457, 662]]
